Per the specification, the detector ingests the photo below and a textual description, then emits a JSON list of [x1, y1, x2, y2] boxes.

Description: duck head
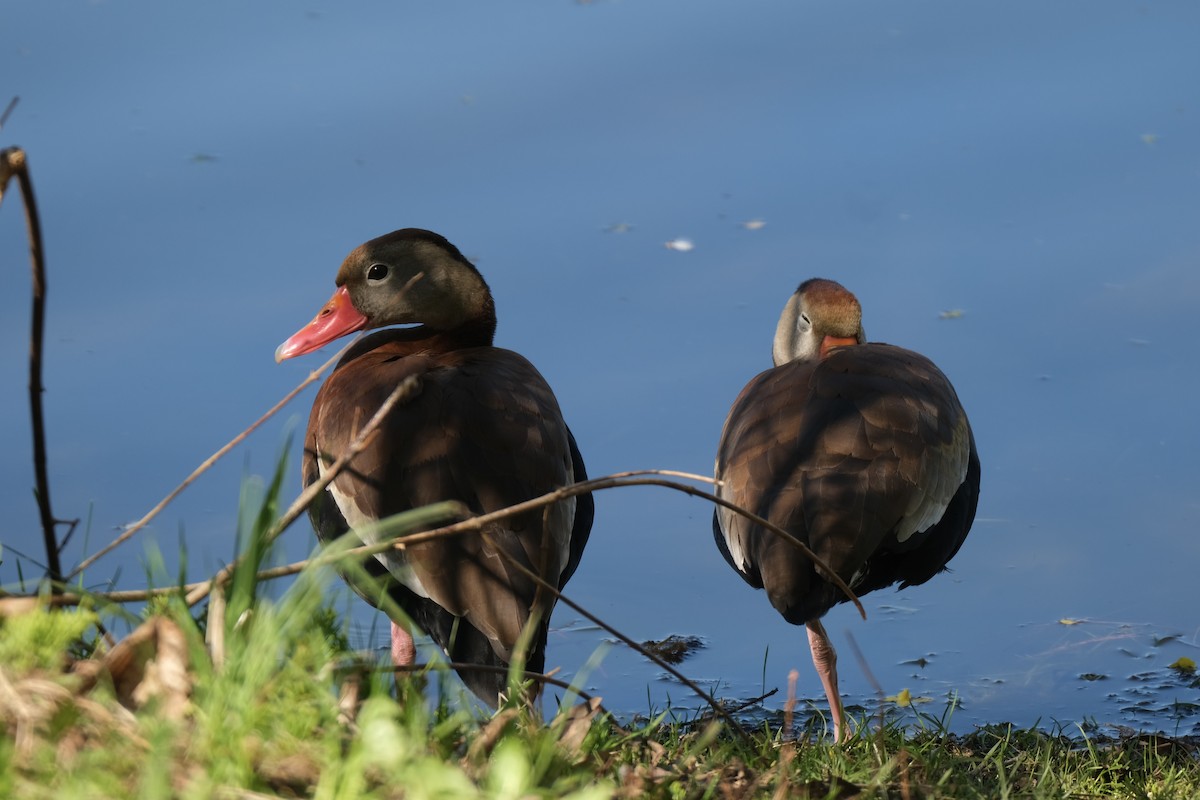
[[771, 278, 866, 366], [276, 228, 495, 362]]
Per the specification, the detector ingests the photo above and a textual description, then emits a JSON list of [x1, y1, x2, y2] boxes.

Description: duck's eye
[[798, 312, 812, 331], [367, 263, 389, 282]]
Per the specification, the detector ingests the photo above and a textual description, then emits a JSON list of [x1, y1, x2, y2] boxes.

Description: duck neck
[[344, 300, 497, 362], [429, 304, 497, 350]]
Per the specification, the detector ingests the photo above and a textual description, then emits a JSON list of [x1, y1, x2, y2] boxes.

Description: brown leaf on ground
[[554, 696, 603, 758], [616, 762, 680, 799], [0, 668, 148, 763], [0, 596, 41, 619], [256, 750, 323, 796], [335, 658, 374, 729], [717, 759, 757, 800], [96, 616, 193, 719], [794, 775, 865, 798], [464, 707, 521, 765]]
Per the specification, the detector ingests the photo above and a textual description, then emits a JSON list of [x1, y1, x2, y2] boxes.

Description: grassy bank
[[1, 466, 1196, 799], [1, 588, 1197, 799]]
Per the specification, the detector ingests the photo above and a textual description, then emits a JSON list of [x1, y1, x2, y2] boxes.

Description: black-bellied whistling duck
[[276, 228, 593, 706], [713, 278, 980, 741]]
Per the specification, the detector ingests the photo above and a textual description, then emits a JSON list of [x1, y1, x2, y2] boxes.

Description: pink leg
[[391, 620, 415, 667], [806, 619, 846, 742]]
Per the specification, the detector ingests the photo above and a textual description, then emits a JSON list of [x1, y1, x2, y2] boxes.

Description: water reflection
[[2, 0, 1198, 733]]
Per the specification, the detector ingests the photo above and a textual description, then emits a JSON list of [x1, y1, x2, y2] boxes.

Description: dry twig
[[479, 526, 755, 742], [346, 470, 864, 619], [772, 669, 799, 800], [0, 96, 18, 129], [67, 339, 360, 580], [2, 144, 72, 589], [69, 272, 428, 581], [182, 374, 421, 607]]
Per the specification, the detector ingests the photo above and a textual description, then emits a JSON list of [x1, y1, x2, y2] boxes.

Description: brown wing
[[714, 343, 978, 625], [304, 338, 582, 665]]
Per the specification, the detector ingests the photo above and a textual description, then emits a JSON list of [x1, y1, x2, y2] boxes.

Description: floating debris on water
[[1170, 657, 1197, 675], [664, 238, 694, 252], [640, 634, 705, 664], [886, 688, 931, 707], [740, 219, 766, 230], [939, 309, 965, 320], [603, 222, 633, 234]]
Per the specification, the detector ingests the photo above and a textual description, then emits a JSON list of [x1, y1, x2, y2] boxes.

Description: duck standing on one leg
[[276, 228, 593, 706], [713, 278, 980, 741]]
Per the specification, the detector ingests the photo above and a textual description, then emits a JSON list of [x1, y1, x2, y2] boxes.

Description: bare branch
[[382, 661, 609, 711], [478, 528, 755, 742], [67, 337, 360, 580], [22, 463, 858, 735], [0, 97, 16, 130], [182, 374, 422, 607], [2, 145, 64, 590], [327, 470, 864, 619], [35, 468, 862, 625], [67, 273, 433, 581]]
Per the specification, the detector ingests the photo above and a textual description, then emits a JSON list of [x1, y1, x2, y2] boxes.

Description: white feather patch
[[317, 458, 433, 599]]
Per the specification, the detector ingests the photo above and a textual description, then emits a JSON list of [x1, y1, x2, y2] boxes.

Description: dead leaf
[[256, 751, 322, 795], [102, 616, 192, 720], [554, 696, 602, 757], [464, 707, 520, 764], [796, 775, 863, 798], [0, 597, 41, 619], [337, 669, 363, 728]]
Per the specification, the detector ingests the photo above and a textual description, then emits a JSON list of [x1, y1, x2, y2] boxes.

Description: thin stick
[[0, 97, 17, 129], [226, 467, 859, 614], [29, 467, 847, 732], [67, 338, 358, 580], [2, 146, 65, 589], [773, 670, 799, 800], [34, 469, 862, 620], [783, 669, 798, 740], [208, 587, 226, 669], [845, 629, 886, 745], [182, 374, 420, 607], [344, 471, 864, 619], [68, 272, 429, 581], [724, 687, 779, 715], [478, 528, 755, 743], [384, 661, 607, 710]]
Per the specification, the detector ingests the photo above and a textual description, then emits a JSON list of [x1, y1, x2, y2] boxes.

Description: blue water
[[3, 0, 1198, 734]]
